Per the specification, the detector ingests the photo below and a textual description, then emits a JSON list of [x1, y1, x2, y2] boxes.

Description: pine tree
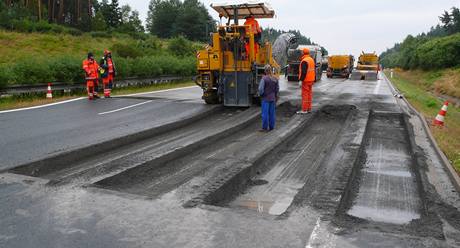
[[146, 0, 180, 38], [129, 10, 144, 33]]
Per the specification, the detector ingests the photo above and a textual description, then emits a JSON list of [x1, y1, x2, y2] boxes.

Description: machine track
[[333, 111, 447, 239], [198, 105, 356, 214], [93, 102, 298, 198]]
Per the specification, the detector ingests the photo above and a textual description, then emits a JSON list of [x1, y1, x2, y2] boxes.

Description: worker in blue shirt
[[258, 64, 280, 132]]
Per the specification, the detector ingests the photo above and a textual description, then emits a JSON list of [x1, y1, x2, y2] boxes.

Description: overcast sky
[[120, 0, 460, 56]]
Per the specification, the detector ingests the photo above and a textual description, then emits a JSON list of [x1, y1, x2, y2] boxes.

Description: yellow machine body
[[327, 55, 354, 78], [195, 2, 279, 106]]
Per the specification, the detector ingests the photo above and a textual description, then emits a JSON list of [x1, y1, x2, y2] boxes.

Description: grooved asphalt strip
[[88, 107, 262, 187], [383, 73, 460, 193], [184, 109, 316, 208]]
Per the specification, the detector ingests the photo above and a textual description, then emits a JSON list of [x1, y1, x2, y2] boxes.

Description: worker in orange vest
[[244, 15, 262, 58], [298, 48, 316, 114], [99, 50, 116, 98], [82, 52, 100, 100]]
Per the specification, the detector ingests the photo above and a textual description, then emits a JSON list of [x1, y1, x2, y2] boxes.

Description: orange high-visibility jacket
[[107, 58, 115, 74], [244, 17, 261, 34], [299, 55, 316, 82], [82, 59, 99, 80]]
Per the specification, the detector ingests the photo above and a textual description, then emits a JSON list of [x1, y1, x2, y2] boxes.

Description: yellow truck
[[350, 52, 379, 80], [326, 55, 354, 78], [195, 1, 279, 106]]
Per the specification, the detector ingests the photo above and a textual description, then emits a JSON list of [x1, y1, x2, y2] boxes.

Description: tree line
[[380, 7, 460, 70], [2, 0, 322, 45], [1, 0, 144, 34], [1, 0, 215, 40]]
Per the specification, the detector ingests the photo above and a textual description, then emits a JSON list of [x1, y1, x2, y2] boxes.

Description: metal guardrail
[[0, 76, 190, 96]]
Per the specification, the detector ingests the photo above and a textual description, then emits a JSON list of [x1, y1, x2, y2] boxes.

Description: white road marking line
[[98, 100, 153, 115], [0, 97, 85, 114], [118, 86, 198, 97]]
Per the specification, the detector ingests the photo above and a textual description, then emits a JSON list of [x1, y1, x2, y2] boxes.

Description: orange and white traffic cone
[[433, 101, 449, 127], [46, 83, 53, 99]]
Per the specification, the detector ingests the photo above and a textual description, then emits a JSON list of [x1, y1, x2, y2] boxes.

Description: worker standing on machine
[[82, 52, 100, 100], [244, 15, 262, 56], [298, 48, 316, 114], [258, 64, 279, 132], [99, 50, 116, 98]]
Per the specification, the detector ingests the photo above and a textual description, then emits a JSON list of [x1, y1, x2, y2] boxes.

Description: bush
[[130, 56, 162, 77], [49, 56, 83, 83], [112, 42, 143, 58], [0, 65, 14, 88], [35, 20, 52, 33], [50, 24, 64, 34], [416, 33, 460, 69], [381, 33, 460, 70], [11, 19, 35, 32], [128, 55, 196, 78], [90, 31, 113, 38], [114, 57, 132, 78], [168, 36, 194, 57], [12, 58, 53, 85], [65, 27, 83, 36], [425, 99, 438, 108]]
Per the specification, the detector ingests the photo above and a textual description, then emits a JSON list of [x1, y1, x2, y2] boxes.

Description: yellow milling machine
[[195, 1, 280, 106]]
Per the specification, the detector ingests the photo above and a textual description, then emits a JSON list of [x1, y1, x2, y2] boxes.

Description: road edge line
[[0, 97, 85, 114]]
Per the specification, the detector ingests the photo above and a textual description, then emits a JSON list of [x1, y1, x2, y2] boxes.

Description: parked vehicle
[[327, 55, 354, 78]]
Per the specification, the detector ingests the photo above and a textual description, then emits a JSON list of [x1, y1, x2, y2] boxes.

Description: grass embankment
[[0, 81, 196, 111], [385, 69, 460, 174], [0, 30, 198, 87]]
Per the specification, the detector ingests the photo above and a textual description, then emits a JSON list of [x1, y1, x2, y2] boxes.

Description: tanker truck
[[327, 55, 354, 78]]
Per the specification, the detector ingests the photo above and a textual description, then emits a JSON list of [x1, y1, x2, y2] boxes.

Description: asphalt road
[[0, 86, 210, 170], [1, 74, 460, 248]]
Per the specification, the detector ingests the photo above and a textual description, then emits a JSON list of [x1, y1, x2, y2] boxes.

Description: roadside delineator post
[[433, 101, 449, 127], [46, 83, 53, 99], [390, 69, 394, 78]]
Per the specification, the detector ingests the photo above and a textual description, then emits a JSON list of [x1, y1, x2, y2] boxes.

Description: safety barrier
[[0, 75, 191, 96]]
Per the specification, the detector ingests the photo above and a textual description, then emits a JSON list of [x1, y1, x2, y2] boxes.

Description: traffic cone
[[433, 101, 449, 127], [46, 83, 53, 99]]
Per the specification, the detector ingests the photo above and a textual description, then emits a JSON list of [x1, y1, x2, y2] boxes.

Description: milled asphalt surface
[[1, 74, 460, 247]]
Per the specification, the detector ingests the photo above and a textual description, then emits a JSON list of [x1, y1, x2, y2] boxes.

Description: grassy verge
[[0, 81, 197, 111], [385, 70, 460, 174]]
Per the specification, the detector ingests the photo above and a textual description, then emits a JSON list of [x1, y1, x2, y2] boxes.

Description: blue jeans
[[261, 100, 276, 130]]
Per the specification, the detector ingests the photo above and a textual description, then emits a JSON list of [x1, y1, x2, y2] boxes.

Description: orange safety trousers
[[102, 74, 114, 97], [301, 81, 313, 112], [86, 79, 97, 100], [244, 43, 259, 59]]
